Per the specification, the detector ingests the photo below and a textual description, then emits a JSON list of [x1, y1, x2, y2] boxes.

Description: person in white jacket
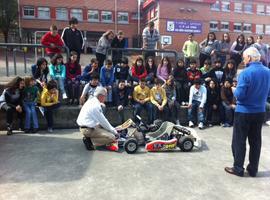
[[77, 86, 119, 151], [188, 79, 207, 129]]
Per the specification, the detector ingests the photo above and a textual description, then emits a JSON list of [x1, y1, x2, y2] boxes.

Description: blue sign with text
[[166, 20, 202, 33]]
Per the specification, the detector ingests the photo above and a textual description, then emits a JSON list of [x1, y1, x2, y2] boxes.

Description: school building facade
[[19, 0, 270, 51]]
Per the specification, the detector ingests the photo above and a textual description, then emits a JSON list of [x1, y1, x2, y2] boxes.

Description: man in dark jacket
[[61, 17, 84, 63], [111, 31, 126, 66], [225, 47, 270, 177]]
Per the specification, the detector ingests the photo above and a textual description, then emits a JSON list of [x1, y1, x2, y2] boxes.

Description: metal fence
[[0, 43, 70, 76]]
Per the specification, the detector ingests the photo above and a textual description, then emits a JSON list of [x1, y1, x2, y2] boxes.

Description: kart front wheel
[[178, 136, 194, 152], [124, 138, 138, 154]]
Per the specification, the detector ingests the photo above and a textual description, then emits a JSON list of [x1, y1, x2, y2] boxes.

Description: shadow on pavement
[[0, 134, 93, 184]]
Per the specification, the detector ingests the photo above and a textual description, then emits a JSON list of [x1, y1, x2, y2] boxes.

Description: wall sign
[[167, 20, 202, 33]]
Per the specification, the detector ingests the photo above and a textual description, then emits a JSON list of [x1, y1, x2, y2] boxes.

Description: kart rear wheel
[[178, 136, 194, 152], [124, 138, 138, 154]]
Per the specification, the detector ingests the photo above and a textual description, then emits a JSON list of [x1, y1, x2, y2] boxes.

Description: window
[[101, 11, 113, 22], [256, 24, 264, 34], [234, 23, 242, 32], [221, 22, 229, 31], [70, 9, 83, 21], [88, 10, 99, 22], [266, 6, 270, 15], [234, 3, 242, 13], [118, 12, 128, 24], [23, 6, 35, 18], [210, 21, 219, 31], [38, 7, 50, 19], [244, 4, 253, 14], [257, 5, 265, 15], [210, 1, 220, 11], [243, 23, 252, 33], [265, 25, 270, 35], [131, 12, 141, 20], [56, 8, 68, 20], [221, 2, 230, 12]]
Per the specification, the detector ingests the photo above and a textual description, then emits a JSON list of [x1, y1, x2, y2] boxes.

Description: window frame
[[117, 12, 129, 24], [70, 8, 83, 21], [220, 21, 229, 31], [88, 10, 99, 22], [209, 21, 219, 31], [243, 23, 252, 33], [210, 1, 220, 11], [101, 11, 113, 23], [257, 4, 265, 15], [23, 6, 35, 19], [234, 2, 242, 13], [221, 1, 230, 12], [56, 8, 68, 21], [244, 4, 253, 14], [265, 25, 270, 35], [234, 23, 242, 32], [256, 24, 264, 34]]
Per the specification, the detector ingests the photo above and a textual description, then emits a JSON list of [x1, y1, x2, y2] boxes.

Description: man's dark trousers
[[232, 112, 265, 175]]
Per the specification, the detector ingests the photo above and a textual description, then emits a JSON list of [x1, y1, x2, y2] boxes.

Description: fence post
[[13, 48, 17, 75], [24, 51, 27, 74], [5, 48, 9, 77]]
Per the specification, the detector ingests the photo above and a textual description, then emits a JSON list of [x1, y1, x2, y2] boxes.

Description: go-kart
[[115, 116, 201, 154]]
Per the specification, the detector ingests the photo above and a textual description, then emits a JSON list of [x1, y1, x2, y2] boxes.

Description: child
[[221, 78, 236, 127], [113, 80, 132, 123], [200, 59, 212, 84], [133, 78, 153, 125], [23, 77, 39, 133], [157, 56, 172, 83], [145, 56, 157, 85], [65, 51, 82, 105], [205, 79, 221, 126], [224, 59, 237, 80], [164, 76, 180, 125], [31, 57, 49, 90], [150, 78, 168, 121], [188, 79, 207, 129], [187, 59, 202, 86], [49, 54, 67, 99], [40, 80, 61, 133], [131, 57, 147, 84], [173, 59, 189, 105], [81, 58, 99, 83], [209, 59, 225, 86], [100, 59, 114, 105], [80, 73, 100, 105], [114, 57, 130, 84]]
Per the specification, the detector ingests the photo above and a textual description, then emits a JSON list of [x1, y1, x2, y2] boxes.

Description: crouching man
[[77, 86, 119, 151]]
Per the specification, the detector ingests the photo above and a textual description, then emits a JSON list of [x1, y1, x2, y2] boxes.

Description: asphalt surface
[[0, 125, 269, 200]]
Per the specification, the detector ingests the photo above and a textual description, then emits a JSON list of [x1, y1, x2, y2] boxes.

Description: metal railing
[[106, 48, 180, 62], [0, 43, 70, 76]]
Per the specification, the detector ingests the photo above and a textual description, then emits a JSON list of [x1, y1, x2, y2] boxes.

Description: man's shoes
[[83, 137, 95, 151], [224, 167, 244, 177], [222, 123, 231, 128], [189, 121, 194, 128], [246, 165, 257, 177], [6, 125, 12, 135], [266, 120, 270, 126], [198, 122, 204, 129], [106, 141, 119, 152]]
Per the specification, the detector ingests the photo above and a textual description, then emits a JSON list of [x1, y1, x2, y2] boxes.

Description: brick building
[[19, 0, 270, 51], [143, 0, 270, 51]]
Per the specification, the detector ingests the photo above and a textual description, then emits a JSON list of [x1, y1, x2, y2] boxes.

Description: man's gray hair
[[243, 47, 261, 61], [94, 86, 107, 97]]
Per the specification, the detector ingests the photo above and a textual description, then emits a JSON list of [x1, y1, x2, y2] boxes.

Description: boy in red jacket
[[41, 25, 64, 58]]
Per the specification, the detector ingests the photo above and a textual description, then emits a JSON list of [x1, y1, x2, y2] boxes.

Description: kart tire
[[178, 136, 194, 152], [124, 138, 138, 154]]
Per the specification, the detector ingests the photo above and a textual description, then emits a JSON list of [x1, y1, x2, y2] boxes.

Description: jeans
[[0, 103, 23, 129], [44, 103, 61, 128], [204, 103, 224, 124], [188, 100, 205, 124], [23, 102, 38, 129], [232, 112, 265, 175], [167, 100, 180, 123], [153, 104, 169, 121], [52, 77, 66, 95], [66, 79, 80, 100], [222, 101, 234, 125], [134, 102, 153, 124]]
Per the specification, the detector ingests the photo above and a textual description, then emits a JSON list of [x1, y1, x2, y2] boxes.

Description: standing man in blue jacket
[[225, 47, 270, 177]]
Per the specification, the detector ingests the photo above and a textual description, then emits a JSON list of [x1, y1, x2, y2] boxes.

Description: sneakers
[[198, 122, 204, 129], [176, 120, 180, 125], [106, 141, 119, 152], [83, 137, 95, 151], [266, 120, 270, 126], [6, 126, 12, 135], [189, 121, 194, 128], [38, 107, 45, 116], [48, 127, 53, 133], [62, 93, 68, 99], [222, 123, 231, 128]]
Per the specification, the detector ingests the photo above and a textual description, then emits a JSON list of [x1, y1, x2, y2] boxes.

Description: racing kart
[[115, 116, 201, 154]]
